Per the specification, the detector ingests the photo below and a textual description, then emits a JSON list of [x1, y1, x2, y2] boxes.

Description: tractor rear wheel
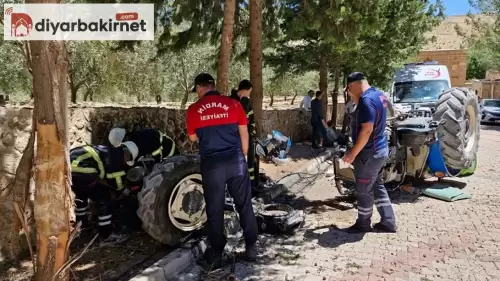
[[433, 87, 480, 170], [136, 155, 206, 246]]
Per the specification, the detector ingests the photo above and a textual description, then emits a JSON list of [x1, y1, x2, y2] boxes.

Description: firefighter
[[230, 79, 260, 190], [108, 127, 179, 162], [71, 141, 139, 246], [187, 73, 258, 268]]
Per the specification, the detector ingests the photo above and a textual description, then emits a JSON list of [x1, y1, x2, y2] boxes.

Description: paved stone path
[[231, 127, 500, 281]]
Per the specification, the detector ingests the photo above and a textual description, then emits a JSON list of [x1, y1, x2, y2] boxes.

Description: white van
[[390, 61, 451, 112]]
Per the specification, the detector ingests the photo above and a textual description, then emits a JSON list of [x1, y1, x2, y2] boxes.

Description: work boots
[[244, 244, 257, 261], [99, 231, 130, 247]]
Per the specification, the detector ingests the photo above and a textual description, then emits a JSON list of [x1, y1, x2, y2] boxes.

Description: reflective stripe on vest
[[106, 171, 126, 190], [71, 146, 105, 179], [164, 135, 176, 157], [152, 130, 164, 157], [153, 131, 176, 158]]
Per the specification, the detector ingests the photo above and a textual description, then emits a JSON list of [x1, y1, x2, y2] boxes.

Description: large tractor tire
[[137, 155, 206, 246], [432, 87, 480, 170]]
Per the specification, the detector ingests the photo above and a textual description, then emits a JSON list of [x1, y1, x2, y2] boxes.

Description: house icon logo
[[5, 7, 33, 37]]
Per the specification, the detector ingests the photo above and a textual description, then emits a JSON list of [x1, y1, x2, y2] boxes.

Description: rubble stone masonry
[[417, 49, 468, 87], [0, 104, 346, 193]]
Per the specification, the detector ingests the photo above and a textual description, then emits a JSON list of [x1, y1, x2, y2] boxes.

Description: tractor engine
[[382, 109, 441, 183]]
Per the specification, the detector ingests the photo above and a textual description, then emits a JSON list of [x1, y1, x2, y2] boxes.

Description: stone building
[[415, 15, 475, 87]]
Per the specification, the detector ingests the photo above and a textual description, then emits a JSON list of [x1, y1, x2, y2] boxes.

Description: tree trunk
[[269, 93, 274, 107], [290, 91, 299, 105], [217, 0, 236, 95], [180, 89, 190, 109], [341, 68, 351, 134], [69, 75, 77, 104], [70, 88, 77, 103], [249, 0, 263, 137], [319, 55, 328, 121], [83, 91, 90, 102], [29, 36, 72, 281], [330, 67, 341, 126]]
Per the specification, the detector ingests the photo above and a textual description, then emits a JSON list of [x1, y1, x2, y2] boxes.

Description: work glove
[[122, 188, 132, 197]]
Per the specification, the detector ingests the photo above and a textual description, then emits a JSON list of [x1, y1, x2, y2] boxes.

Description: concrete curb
[[128, 148, 333, 281], [255, 148, 334, 203], [129, 239, 207, 281]]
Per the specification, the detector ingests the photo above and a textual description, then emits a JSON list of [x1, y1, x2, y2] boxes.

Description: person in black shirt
[[310, 91, 329, 149], [230, 80, 260, 189], [108, 127, 179, 162]]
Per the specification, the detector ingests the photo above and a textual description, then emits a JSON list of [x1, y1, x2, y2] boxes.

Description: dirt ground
[[0, 145, 318, 281], [259, 143, 324, 181], [1, 230, 169, 281]]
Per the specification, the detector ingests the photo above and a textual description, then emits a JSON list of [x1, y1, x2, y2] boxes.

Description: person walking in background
[[310, 90, 329, 149], [342, 87, 356, 136], [299, 90, 314, 111], [342, 72, 397, 233]]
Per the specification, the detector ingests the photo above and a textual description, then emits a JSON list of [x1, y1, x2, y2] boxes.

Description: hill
[[423, 14, 494, 50]]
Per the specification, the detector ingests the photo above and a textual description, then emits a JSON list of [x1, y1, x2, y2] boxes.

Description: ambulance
[[390, 61, 451, 113]]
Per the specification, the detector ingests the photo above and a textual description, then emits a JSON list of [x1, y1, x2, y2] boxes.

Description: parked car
[[480, 99, 500, 124]]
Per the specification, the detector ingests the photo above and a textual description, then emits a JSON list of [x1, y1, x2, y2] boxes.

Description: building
[[415, 15, 492, 87]]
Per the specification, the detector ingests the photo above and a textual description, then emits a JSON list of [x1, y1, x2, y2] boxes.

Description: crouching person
[[108, 127, 179, 162], [70, 141, 139, 246]]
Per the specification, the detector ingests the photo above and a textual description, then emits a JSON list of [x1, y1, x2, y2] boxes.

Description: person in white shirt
[[299, 90, 314, 111], [342, 87, 356, 136]]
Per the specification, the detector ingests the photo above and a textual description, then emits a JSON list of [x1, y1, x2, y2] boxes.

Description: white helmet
[[109, 128, 126, 147], [122, 141, 139, 166]]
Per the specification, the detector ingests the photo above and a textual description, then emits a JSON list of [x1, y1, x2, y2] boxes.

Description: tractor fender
[[426, 141, 461, 177]]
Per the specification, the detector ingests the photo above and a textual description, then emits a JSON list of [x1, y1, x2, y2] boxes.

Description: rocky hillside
[[423, 14, 494, 50]]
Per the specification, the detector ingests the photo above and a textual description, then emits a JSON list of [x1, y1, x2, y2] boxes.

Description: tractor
[[333, 62, 480, 195]]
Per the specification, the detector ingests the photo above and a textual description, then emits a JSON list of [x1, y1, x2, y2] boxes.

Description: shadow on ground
[[481, 123, 500, 132], [285, 145, 325, 162], [303, 225, 366, 249]]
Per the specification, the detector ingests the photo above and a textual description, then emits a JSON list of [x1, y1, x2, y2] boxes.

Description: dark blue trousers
[[311, 120, 328, 148], [201, 152, 258, 255], [353, 149, 396, 229], [72, 173, 114, 237]]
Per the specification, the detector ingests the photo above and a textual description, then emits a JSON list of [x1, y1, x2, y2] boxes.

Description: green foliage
[[0, 41, 31, 101], [0, 0, 444, 104], [351, 0, 444, 88], [268, 0, 444, 89], [467, 47, 488, 79], [67, 41, 111, 102], [461, 1, 500, 73]]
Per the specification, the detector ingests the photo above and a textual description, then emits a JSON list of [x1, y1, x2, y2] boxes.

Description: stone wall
[[471, 80, 500, 99], [417, 49, 468, 87], [0, 104, 346, 192]]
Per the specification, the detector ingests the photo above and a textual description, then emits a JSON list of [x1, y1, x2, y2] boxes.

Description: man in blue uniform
[[70, 141, 138, 246], [230, 79, 260, 190], [108, 127, 179, 162], [342, 72, 397, 233], [186, 73, 258, 268]]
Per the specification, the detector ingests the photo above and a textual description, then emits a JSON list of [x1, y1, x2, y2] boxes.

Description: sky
[[433, 0, 480, 15]]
